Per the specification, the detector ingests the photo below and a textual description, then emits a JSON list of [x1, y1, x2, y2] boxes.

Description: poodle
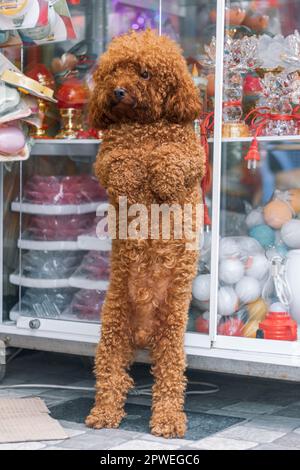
[[86, 29, 205, 439]]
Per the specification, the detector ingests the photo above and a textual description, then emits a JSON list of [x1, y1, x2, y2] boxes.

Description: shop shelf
[[208, 135, 300, 143], [9, 309, 100, 323], [30, 139, 101, 157], [68, 277, 109, 291], [77, 235, 112, 251], [10, 272, 109, 291], [9, 273, 71, 289], [17, 237, 79, 251], [11, 201, 108, 215], [17, 235, 112, 252]]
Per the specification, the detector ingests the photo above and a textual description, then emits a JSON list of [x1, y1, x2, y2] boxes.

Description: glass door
[[160, 0, 218, 348], [1, 1, 217, 346], [4, 1, 162, 331], [212, 0, 300, 355]]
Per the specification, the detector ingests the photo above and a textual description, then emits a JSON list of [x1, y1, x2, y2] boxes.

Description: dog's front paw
[[85, 406, 125, 429], [150, 410, 187, 439]]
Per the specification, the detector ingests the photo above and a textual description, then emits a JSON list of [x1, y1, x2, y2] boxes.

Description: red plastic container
[[258, 311, 297, 341]]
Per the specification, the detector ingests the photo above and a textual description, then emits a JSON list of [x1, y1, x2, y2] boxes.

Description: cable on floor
[[0, 381, 219, 396]]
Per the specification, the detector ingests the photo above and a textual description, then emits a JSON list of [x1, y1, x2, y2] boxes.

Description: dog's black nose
[[114, 87, 127, 101]]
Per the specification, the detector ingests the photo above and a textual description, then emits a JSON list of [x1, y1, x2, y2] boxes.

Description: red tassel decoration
[[244, 138, 260, 170]]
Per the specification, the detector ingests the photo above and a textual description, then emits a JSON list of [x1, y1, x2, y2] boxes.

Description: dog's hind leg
[[85, 270, 134, 429], [149, 274, 194, 439]]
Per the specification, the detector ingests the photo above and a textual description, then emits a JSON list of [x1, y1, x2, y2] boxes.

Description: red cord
[[244, 106, 300, 167], [199, 111, 214, 227]]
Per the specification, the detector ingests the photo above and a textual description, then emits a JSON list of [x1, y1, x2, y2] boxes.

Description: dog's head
[[90, 29, 201, 129]]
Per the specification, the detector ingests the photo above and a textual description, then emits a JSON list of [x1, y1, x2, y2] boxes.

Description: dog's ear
[[89, 68, 112, 130], [164, 72, 201, 123]]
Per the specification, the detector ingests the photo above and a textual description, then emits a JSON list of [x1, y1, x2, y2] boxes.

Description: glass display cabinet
[[1, 0, 300, 381]]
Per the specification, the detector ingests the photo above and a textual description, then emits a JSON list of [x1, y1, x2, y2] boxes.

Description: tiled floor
[[1, 350, 300, 450]]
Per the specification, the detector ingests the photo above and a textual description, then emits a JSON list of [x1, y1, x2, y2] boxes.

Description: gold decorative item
[[56, 78, 89, 139], [57, 108, 84, 139], [255, 67, 284, 79], [32, 98, 49, 138], [25, 64, 55, 139], [222, 121, 250, 138]]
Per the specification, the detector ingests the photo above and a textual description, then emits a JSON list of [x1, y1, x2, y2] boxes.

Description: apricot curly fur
[[86, 29, 205, 439]]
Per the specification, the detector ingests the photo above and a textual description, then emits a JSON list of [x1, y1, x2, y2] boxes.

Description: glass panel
[[218, 0, 300, 341], [3, 164, 20, 323], [2, 0, 162, 325], [1, 0, 216, 332], [160, 0, 217, 335]]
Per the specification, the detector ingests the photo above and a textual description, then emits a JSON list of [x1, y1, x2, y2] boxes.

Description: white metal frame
[[1, 0, 300, 376]]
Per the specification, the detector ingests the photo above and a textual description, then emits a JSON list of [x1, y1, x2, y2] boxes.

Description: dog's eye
[[140, 70, 150, 80]]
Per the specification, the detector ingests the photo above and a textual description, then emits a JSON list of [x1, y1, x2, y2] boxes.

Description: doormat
[[0, 398, 68, 444], [49, 398, 244, 441]]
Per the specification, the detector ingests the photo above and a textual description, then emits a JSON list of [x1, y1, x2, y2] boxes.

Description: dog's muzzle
[[111, 87, 137, 109], [114, 87, 127, 102]]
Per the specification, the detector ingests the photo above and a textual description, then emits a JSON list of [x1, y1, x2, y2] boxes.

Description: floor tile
[[0, 442, 47, 450], [58, 420, 88, 431], [272, 432, 300, 449], [206, 409, 254, 419], [110, 439, 180, 450], [220, 402, 283, 415], [272, 405, 300, 419], [42, 447, 69, 450], [216, 425, 286, 443], [190, 437, 257, 450], [247, 416, 300, 433], [58, 431, 129, 450], [137, 432, 193, 446], [253, 443, 298, 450]]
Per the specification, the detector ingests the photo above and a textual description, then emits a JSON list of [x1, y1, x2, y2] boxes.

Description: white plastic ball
[[192, 274, 211, 302], [235, 276, 261, 304], [281, 219, 300, 249], [245, 254, 269, 280], [219, 258, 244, 285], [218, 286, 239, 316], [238, 237, 263, 255], [219, 238, 240, 259], [245, 208, 265, 229], [270, 302, 287, 313]]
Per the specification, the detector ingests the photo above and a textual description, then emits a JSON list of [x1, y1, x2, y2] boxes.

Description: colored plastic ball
[[290, 189, 300, 213], [219, 258, 244, 285], [264, 200, 293, 229], [192, 274, 210, 302], [194, 313, 209, 334], [281, 219, 300, 249], [218, 286, 239, 316], [249, 224, 275, 249]]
